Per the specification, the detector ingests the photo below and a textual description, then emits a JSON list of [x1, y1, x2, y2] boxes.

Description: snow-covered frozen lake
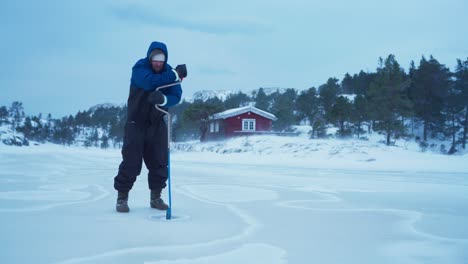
[[1, 142, 468, 264]]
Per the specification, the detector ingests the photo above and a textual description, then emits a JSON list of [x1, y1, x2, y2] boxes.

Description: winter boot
[[116, 191, 129, 213], [150, 189, 169, 210]]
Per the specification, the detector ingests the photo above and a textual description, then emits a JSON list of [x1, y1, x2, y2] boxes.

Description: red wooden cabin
[[207, 106, 277, 140]]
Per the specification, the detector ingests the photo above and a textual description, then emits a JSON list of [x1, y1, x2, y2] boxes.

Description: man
[[114, 41, 187, 213]]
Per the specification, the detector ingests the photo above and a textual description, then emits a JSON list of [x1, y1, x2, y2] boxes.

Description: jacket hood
[[146, 41, 168, 65]]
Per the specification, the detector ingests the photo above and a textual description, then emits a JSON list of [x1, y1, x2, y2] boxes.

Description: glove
[[148, 90, 165, 105], [175, 64, 187, 80]]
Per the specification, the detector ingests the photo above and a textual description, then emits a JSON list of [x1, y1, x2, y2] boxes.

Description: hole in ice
[[148, 214, 190, 222]]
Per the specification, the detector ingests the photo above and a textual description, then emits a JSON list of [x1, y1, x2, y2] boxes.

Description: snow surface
[[1, 135, 468, 264]]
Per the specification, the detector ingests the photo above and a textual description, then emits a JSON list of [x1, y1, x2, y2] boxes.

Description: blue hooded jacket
[[130, 41, 182, 108], [126, 41, 182, 125]]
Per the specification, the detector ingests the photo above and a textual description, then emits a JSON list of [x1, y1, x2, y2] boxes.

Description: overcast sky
[[1, 0, 467, 117]]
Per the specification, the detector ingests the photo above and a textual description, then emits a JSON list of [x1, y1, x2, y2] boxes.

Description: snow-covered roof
[[211, 106, 277, 121]]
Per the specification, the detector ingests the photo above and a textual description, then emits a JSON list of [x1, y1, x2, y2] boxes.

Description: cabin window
[[242, 119, 256, 131], [210, 121, 220, 133]]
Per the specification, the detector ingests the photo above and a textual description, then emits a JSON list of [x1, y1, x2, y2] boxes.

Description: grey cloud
[[109, 5, 274, 35]]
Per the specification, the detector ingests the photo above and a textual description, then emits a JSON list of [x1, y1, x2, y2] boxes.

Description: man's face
[[151, 60, 164, 73]]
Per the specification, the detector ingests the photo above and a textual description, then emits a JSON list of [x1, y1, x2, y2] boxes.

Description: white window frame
[[210, 121, 220, 133], [242, 119, 256, 131], [210, 122, 215, 133]]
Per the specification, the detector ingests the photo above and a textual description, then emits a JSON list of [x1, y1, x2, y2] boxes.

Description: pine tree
[[0, 106, 8, 125], [182, 98, 224, 142], [31, 115, 43, 141], [224, 92, 251, 109], [83, 134, 93, 148], [341, 73, 354, 94], [296, 87, 327, 138], [18, 116, 33, 139], [254, 88, 269, 111], [312, 119, 327, 138], [296, 87, 321, 137], [170, 101, 196, 141], [75, 111, 91, 128], [409, 56, 451, 141], [43, 113, 53, 141], [443, 84, 462, 154], [9, 101, 24, 129], [42, 123, 51, 142], [91, 128, 99, 147], [319, 78, 340, 122], [367, 55, 412, 145], [454, 58, 468, 149], [100, 134, 109, 149], [330, 96, 352, 137], [52, 118, 74, 145], [354, 70, 374, 95], [407, 60, 420, 135], [109, 121, 122, 147], [351, 95, 369, 138], [270, 88, 297, 131], [47, 113, 52, 124]]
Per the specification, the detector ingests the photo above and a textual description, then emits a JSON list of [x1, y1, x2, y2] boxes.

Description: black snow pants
[[114, 117, 168, 193]]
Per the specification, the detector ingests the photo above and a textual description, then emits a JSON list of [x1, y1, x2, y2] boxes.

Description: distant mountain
[[184, 90, 238, 102], [184, 87, 291, 103], [88, 103, 124, 113], [256, 87, 290, 95]]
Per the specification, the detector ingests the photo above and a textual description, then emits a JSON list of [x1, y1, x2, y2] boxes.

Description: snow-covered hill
[[185, 90, 238, 102], [172, 129, 467, 173], [0, 124, 29, 146], [183, 87, 291, 102], [88, 103, 125, 112]]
